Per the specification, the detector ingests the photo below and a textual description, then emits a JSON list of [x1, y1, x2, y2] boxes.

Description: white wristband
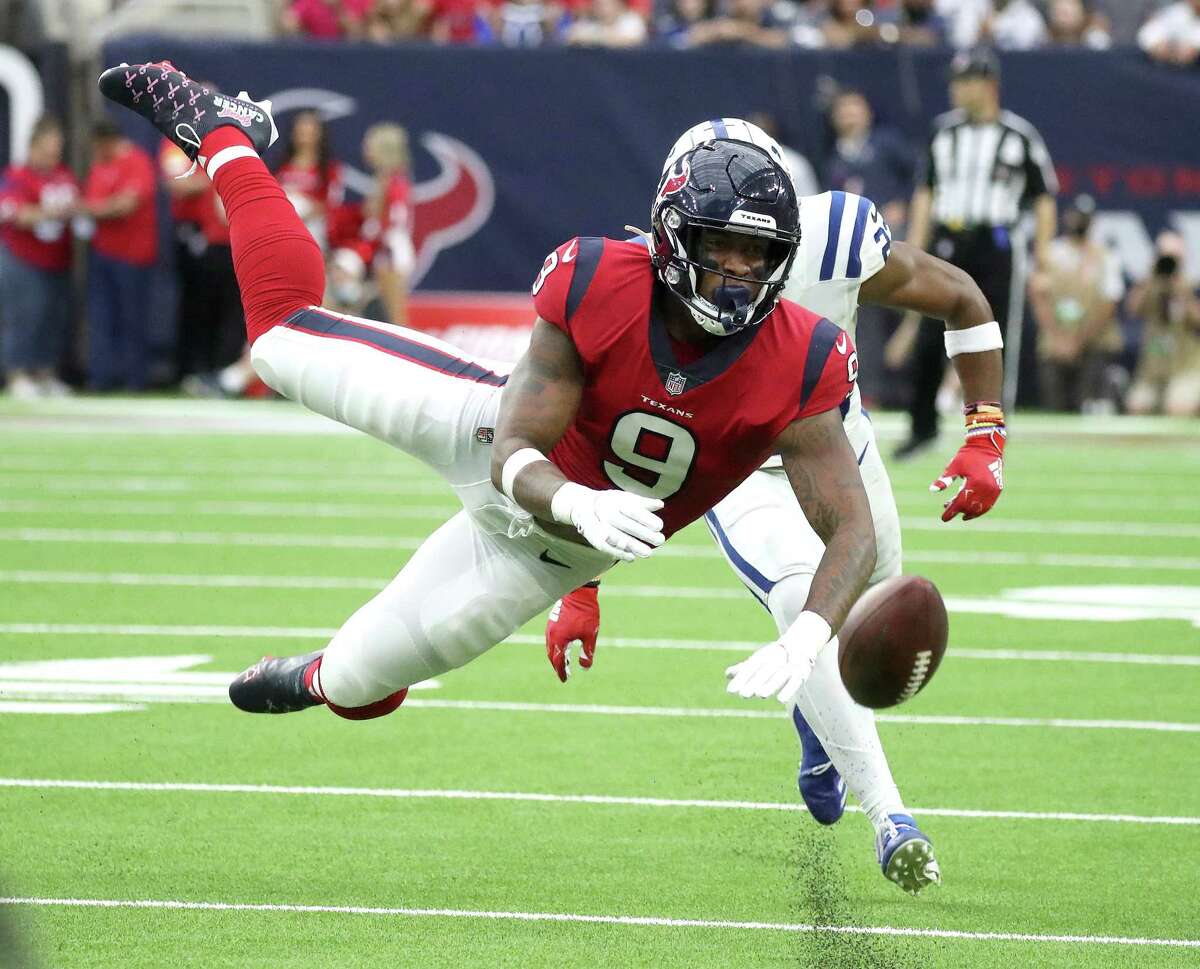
[[944, 321, 1003, 358], [549, 481, 589, 526], [780, 611, 833, 652], [501, 447, 549, 502]]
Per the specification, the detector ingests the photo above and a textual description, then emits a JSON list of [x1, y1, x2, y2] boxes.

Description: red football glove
[[546, 584, 600, 683], [931, 426, 1006, 522]]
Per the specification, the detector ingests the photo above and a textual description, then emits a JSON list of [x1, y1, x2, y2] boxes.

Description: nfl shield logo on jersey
[[665, 371, 687, 396]]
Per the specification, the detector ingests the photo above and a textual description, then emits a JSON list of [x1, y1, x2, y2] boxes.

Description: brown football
[[836, 575, 948, 709]]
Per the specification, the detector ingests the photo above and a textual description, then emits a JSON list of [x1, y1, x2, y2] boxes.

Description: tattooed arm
[[776, 408, 877, 632], [725, 408, 875, 702], [490, 318, 585, 519], [492, 318, 664, 560]]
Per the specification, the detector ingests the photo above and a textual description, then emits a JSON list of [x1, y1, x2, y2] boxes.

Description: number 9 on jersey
[[603, 411, 698, 500]]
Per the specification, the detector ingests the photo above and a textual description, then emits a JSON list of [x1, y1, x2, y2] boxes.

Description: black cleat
[[229, 650, 323, 714], [97, 60, 277, 163]]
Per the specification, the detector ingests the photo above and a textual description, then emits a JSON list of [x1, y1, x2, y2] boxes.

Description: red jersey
[[275, 159, 345, 211], [160, 140, 206, 225], [84, 142, 157, 266], [160, 139, 228, 245], [287, 0, 372, 37], [532, 237, 856, 539], [0, 163, 78, 272]]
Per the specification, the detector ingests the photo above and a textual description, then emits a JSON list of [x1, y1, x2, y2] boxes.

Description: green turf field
[[1, 398, 1198, 968]]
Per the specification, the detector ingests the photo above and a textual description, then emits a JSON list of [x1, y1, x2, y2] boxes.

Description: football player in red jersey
[[98, 63, 873, 725]]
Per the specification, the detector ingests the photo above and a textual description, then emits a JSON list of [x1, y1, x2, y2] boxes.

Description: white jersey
[[759, 191, 892, 471], [782, 190, 893, 341]]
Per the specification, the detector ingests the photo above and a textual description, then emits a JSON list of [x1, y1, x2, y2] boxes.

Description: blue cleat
[[876, 814, 941, 895], [791, 705, 847, 825]]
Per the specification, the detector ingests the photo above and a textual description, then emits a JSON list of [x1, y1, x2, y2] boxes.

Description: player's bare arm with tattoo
[[491, 319, 665, 561], [776, 408, 877, 631], [725, 406, 875, 704]]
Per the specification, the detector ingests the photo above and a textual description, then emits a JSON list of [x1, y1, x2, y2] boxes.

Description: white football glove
[[550, 482, 665, 562], [725, 611, 835, 704]]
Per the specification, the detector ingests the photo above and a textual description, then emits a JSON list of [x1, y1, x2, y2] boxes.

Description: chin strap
[[623, 224, 657, 260]]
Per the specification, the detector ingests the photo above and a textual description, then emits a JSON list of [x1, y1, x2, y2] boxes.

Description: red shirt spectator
[[84, 138, 158, 266], [276, 159, 345, 211], [283, 0, 373, 38], [0, 162, 78, 272], [429, 0, 486, 41], [160, 139, 208, 226]]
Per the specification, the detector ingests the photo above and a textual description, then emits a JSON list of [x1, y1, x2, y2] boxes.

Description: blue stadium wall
[[100, 40, 1200, 292]]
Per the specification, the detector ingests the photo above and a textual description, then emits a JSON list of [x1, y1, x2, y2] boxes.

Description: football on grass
[[837, 575, 948, 709]]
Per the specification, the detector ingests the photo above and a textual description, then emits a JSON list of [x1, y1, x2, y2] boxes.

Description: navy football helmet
[[650, 119, 801, 337]]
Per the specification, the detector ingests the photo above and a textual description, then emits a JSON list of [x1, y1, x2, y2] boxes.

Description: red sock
[[305, 653, 408, 721], [199, 129, 325, 344]]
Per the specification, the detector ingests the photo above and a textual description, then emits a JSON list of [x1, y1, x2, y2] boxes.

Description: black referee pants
[[908, 226, 1014, 441]]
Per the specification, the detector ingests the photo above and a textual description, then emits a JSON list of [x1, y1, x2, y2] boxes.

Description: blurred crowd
[[0, 110, 414, 399], [278, 0, 1200, 59], [1, 30, 1198, 413]]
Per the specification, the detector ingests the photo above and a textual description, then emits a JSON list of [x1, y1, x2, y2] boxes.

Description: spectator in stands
[[326, 247, 389, 320], [478, 0, 567, 45], [746, 112, 819, 197], [820, 0, 882, 48], [824, 88, 914, 232], [366, 0, 431, 40], [1089, 0, 1165, 45], [1028, 196, 1125, 413], [566, 0, 647, 45], [823, 88, 916, 407], [0, 114, 78, 399], [1046, 0, 1111, 47], [81, 120, 157, 392], [877, 0, 950, 47], [1138, 0, 1200, 67], [1125, 231, 1200, 416], [362, 123, 414, 324], [272, 110, 345, 251], [655, 0, 715, 47], [942, 0, 1046, 49], [988, 0, 1048, 49], [428, 0, 486, 40], [685, 0, 790, 48], [281, 0, 372, 39], [162, 139, 220, 382]]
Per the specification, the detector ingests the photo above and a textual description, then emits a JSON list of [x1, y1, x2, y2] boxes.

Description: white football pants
[[250, 308, 616, 707], [707, 395, 905, 826]]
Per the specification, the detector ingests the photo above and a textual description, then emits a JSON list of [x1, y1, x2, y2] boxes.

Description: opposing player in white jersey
[[545, 119, 1007, 896]]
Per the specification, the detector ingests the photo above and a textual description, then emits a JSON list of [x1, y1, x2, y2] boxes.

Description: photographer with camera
[[1125, 231, 1200, 417], [1028, 195, 1124, 413]]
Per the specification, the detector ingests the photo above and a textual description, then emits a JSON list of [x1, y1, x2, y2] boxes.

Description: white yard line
[[1, 624, 1196, 668], [3, 528, 1200, 571], [0, 667, 1195, 729], [0, 499, 458, 521], [396, 700, 1200, 733], [0, 569, 747, 598], [3, 459, 1199, 492], [0, 896, 1195, 948], [1, 777, 1197, 827], [3, 497, 1197, 540], [4, 473, 1200, 509], [0, 458, 429, 477], [0, 702, 141, 715]]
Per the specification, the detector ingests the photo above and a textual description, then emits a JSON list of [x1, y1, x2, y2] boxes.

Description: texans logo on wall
[[267, 88, 495, 286]]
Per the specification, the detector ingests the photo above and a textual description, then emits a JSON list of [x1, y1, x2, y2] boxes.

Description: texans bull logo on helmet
[[657, 158, 691, 202]]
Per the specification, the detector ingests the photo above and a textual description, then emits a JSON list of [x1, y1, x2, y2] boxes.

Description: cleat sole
[[884, 837, 941, 896]]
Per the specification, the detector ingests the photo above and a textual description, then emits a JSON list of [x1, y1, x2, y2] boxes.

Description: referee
[[891, 47, 1057, 458]]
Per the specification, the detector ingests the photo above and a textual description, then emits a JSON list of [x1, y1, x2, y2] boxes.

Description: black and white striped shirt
[[922, 109, 1058, 230]]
